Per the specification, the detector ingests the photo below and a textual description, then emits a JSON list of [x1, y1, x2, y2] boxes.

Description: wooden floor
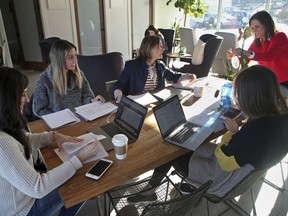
[[22, 69, 288, 216]]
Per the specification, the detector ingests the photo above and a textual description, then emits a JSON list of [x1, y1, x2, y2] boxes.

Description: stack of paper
[[75, 101, 117, 121], [172, 77, 207, 90], [54, 132, 108, 164], [41, 109, 80, 129], [127, 92, 158, 106]]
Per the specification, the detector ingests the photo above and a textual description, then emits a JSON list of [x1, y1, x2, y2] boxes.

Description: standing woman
[[0, 67, 99, 215], [33, 39, 104, 117], [230, 11, 288, 88], [113, 35, 196, 103]]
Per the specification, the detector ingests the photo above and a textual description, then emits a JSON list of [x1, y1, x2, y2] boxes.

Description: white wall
[[39, 0, 78, 45], [132, 0, 149, 50], [104, 0, 131, 60], [154, 1, 183, 29]]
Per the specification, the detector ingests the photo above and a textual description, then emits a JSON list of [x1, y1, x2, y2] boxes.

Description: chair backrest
[[158, 28, 175, 54], [77, 52, 125, 98], [206, 169, 267, 203], [212, 32, 238, 78], [38, 37, 61, 64], [179, 27, 197, 54], [141, 180, 212, 216]]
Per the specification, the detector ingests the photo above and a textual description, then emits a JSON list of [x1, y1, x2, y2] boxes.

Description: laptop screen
[[115, 96, 148, 137], [153, 95, 186, 138]]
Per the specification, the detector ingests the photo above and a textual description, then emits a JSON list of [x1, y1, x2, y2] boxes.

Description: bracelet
[[50, 131, 58, 142]]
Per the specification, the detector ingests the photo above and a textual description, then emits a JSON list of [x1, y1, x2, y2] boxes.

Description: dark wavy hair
[[144, 25, 160, 37], [0, 67, 30, 159], [249, 11, 276, 47], [234, 65, 288, 119], [138, 35, 161, 60]]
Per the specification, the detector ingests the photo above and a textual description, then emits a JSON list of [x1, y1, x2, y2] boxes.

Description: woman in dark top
[[113, 35, 196, 103], [128, 65, 288, 202]]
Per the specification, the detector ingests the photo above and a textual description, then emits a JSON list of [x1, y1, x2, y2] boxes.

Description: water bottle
[[220, 82, 232, 110]]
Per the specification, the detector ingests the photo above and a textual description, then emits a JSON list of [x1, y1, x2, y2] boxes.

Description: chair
[[158, 28, 175, 65], [172, 34, 223, 78], [77, 52, 125, 99], [105, 80, 118, 101], [23, 94, 40, 122], [211, 32, 238, 78], [107, 174, 212, 216], [205, 169, 267, 216], [38, 37, 61, 64], [179, 27, 197, 55]]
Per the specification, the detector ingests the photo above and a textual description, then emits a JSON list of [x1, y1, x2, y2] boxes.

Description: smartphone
[[85, 159, 113, 180], [222, 108, 242, 120]]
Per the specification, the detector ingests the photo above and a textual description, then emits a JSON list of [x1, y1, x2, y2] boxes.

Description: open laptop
[[153, 95, 215, 151], [88, 95, 148, 151]]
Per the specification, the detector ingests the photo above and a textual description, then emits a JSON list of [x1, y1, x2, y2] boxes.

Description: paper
[[127, 92, 158, 106], [54, 133, 108, 164], [172, 77, 207, 90], [41, 109, 80, 129], [75, 101, 117, 121]]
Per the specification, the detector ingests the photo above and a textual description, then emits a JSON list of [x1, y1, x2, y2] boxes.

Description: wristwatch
[[249, 51, 255, 59]]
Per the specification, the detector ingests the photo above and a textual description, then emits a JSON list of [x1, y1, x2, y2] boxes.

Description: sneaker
[[177, 183, 196, 194], [127, 193, 157, 203]]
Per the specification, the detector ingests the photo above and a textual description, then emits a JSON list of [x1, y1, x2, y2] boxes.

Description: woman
[[0, 67, 99, 215], [128, 65, 288, 202], [113, 35, 196, 103], [229, 11, 288, 88], [33, 39, 105, 117]]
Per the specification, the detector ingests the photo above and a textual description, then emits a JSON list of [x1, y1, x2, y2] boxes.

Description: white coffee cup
[[194, 85, 204, 97], [112, 134, 128, 160]]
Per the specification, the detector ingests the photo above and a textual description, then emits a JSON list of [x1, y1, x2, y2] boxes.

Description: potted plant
[[166, 0, 206, 27]]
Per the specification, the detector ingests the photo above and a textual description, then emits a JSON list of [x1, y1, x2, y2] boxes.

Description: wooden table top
[[28, 80, 227, 208]]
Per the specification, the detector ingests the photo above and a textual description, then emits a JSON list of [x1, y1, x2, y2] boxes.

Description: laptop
[[153, 95, 215, 151], [88, 95, 148, 151]]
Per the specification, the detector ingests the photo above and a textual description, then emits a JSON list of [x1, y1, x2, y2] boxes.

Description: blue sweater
[[113, 58, 182, 95]]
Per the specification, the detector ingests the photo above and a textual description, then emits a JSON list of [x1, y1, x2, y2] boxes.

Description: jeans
[[27, 189, 83, 216]]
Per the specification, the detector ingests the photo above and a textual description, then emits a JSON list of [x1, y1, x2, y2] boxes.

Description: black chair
[[39, 37, 61, 64], [107, 174, 212, 216], [158, 28, 175, 65], [205, 169, 267, 216], [173, 34, 223, 78], [23, 94, 39, 122], [77, 52, 125, 99]]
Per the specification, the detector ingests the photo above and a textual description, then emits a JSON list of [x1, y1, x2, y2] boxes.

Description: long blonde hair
[[49, 40, 83, 95]]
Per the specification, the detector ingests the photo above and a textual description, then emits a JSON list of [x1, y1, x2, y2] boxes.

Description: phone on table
[[85, 158, 113, 180], [221, 108, 242, 120]]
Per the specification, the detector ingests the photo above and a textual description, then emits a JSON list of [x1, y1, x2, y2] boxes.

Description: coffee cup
[[112, 134, 128, 160], [194, 85, 203, 97]]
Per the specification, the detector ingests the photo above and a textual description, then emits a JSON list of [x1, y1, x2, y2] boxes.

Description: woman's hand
[[233, 48, 250, 57], [222, 117, 239, 134], [226, 49, 233, 60], [187, 73, 197, 82], [53, 132, 83, 151], [114, 89, 123, 103], [92, 95, 105, 103], [76, 140, 99, 164]]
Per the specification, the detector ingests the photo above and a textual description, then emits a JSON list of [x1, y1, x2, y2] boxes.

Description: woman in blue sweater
[[113, 35, 196, 103]]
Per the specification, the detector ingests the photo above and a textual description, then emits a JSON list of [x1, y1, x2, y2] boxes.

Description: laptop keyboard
[[101, 123, 133, 140], [169, 124, 197, 144]]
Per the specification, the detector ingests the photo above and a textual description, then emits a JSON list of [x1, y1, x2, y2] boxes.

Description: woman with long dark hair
[[0, 67, 99, 215]]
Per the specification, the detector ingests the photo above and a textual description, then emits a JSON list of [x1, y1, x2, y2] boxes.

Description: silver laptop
[[88, 95, 148, 151], [153, 95, 214, 151]]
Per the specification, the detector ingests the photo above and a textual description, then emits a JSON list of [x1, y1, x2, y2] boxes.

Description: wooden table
[[28, 86, 226, 208]]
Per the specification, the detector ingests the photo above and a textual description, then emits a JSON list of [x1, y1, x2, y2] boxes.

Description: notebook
[[88, 95, 148, 151], [153, 95, 215, 151]]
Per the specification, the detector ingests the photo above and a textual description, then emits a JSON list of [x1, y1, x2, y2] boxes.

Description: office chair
[[172, 34, 223, 78], [179, 27, 197, 56], [211, 32, 238, 78], [107, 174, 212, 216], [158, 28, 175, 65], [77, 52, 125, 99], [205, 169, 267, 216], [38, 37, 61, 64]]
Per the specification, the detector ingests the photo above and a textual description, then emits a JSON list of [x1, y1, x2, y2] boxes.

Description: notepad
[[75, 101, 117, 121], [127, 92, 158, 106], [41, 109, 80, 129], [54, 132, 108, 164]]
